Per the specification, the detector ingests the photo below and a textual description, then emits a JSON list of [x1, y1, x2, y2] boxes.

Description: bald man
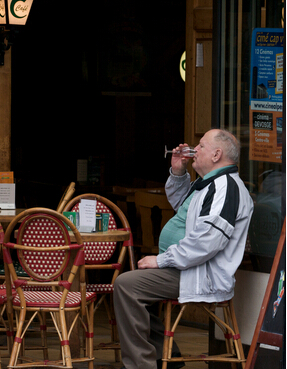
[[114, 129, 254, 369]]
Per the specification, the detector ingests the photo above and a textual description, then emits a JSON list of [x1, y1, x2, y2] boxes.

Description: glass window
[[213, 0, 285, 264]]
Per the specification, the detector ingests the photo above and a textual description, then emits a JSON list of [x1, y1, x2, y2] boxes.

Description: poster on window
[[249, 28, 283, 163]]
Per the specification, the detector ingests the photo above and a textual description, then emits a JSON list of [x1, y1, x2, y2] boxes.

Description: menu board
[[249, 28, 284, 163]]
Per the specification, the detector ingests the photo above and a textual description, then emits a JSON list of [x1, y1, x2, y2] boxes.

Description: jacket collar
[[182, 165, 238, 203]]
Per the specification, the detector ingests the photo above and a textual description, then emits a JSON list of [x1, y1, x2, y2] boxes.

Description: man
[[114, 129, 254, 369]]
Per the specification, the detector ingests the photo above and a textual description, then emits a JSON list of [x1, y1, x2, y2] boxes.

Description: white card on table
[[78, 199, 96, 232]]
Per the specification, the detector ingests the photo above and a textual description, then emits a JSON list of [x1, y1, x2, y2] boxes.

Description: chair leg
[[8, 308, 26, 368], [39, 311, 49, 360], [109, 295, 121, 362], [228, 299, 246, 369], [162, 300, 172, 369], [222, 305, 237, 369], [59, 308, 73, 368], [86, 300, 95, 369]]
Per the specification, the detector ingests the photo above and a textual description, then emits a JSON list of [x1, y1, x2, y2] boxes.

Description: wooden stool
[[162, 298, 246, 369]]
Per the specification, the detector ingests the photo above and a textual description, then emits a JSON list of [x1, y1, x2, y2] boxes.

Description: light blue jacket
[[156, 167, 254, 303]]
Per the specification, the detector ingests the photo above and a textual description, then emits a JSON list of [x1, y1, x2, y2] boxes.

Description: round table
[[68, 229, 130, 242], [0, 208, 26, 223]]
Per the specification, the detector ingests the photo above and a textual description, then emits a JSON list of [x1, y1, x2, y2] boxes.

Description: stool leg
[[223, 305, 236, 353], [162, 300, 172, 369], [228, 299, 246, 369], [87, 300, 95, 369], [223, 305, 237, 369]]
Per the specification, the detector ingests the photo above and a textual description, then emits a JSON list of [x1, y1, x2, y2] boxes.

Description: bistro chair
[[62, 193, 135, 361], [134, 191, 174, 256], [3, 208, 96, 369], [161, 298, 246, 369], [56, 182, 76, 214]]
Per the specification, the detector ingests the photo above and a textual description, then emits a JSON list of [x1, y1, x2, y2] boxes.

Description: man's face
[[192, 130, 217, 178]]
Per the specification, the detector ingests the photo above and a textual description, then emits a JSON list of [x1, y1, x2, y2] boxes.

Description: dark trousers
[[113, 268, 181, 369]]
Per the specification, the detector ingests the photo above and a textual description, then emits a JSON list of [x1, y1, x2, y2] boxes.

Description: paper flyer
[[78, 199, 96, 232], [0, 183, 15, 209]]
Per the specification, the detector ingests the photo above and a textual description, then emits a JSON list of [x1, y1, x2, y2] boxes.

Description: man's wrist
[[171, 168, 187, 176]]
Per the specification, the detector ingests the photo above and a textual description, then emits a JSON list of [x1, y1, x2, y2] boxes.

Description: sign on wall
[[249, 28, 284, 163], [179, 51, 186, 81]]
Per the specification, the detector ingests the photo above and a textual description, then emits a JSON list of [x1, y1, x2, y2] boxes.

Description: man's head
[[192, 129, 240, 178]]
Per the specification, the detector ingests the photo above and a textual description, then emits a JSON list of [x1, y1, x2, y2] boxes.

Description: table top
[[14, 229, 130, 244], [0, 208, 26, 223], [69, 229, 130, 242]]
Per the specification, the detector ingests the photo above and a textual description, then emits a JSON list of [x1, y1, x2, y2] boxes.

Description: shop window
[[213, 0, 285, 268]]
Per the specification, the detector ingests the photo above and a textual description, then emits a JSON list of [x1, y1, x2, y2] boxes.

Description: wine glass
[[164, 145, 196, 159]]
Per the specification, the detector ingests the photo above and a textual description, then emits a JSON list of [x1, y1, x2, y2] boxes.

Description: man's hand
[[171, 143, 190, 176], [138, 256, 159, 269]]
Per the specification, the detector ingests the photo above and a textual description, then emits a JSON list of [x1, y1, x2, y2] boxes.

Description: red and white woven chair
[[62, 193, 135, 361], [3, 208, 96, 369]]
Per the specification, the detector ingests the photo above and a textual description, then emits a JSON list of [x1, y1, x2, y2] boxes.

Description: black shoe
[[157, 352, 185, 369]]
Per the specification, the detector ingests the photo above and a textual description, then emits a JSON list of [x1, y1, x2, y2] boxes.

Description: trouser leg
[[113, 268, 180, 369]]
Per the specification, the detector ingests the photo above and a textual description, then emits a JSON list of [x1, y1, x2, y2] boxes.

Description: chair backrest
[[2, 208, 84, 301], [62, 193, 135, 270], [56, 182, 76, 213], [16, 213, 72, 281], [69, 200, 117, 265], [134, 191, 174, 248]]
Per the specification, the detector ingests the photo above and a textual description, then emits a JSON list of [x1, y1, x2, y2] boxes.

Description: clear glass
[[164, 145, 196, 159]]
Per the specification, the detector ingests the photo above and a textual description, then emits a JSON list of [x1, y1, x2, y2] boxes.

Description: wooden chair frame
[[3, 208, 96, 369], [62, 194, 135, 361], [56, 182, 76, 214], [162, 298, 246, 369]]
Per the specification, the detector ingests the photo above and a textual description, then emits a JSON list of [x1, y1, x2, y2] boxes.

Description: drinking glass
[[164, 145, 196, 158]]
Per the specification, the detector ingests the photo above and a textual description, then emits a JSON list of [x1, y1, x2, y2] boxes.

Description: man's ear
[[212, 148, 222, 162]]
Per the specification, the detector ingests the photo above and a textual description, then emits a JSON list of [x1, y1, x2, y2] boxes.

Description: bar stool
[[162, 298, 246, 369]]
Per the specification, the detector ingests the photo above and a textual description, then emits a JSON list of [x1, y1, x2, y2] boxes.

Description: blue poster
[[249, 28, 283, 163]]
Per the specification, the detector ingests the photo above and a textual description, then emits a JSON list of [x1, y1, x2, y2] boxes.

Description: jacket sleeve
[[157, 175, 240, 270], [165, 168, 191, 211]]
